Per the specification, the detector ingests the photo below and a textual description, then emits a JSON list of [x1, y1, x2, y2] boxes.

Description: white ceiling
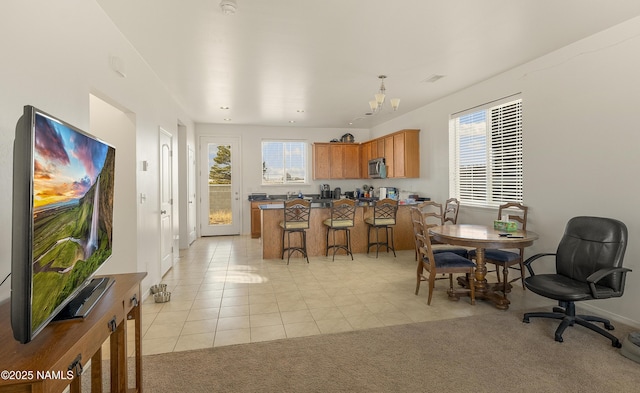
[[96, 0, 640, 129]]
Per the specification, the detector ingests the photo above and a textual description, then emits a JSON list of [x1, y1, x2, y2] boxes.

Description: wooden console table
[[0, 272, 147, 393]]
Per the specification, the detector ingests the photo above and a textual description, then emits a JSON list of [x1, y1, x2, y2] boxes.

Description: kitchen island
[[260, 201, 416, 259]]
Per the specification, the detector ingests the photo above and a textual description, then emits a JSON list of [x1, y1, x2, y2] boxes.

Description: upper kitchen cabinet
[[313, 142, 361, 179], [365, 129, 420, 179], [391, 129, 420, 178]]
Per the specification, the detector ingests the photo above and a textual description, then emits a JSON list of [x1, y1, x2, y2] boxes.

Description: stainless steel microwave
[[368, 157, 386, 178]]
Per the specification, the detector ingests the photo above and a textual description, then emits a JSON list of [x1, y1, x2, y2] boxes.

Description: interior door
[[159, 128, 174, 275], [199, 136, 241, 236], [187, 145, 197, 244]]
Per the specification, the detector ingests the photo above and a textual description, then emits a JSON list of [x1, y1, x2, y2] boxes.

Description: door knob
[[161, 210, 167, 214]]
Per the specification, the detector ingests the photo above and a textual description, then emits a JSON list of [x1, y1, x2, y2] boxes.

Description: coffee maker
[[320, 184, 331, 199]]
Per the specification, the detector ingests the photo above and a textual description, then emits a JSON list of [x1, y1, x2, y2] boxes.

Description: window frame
[[449, 97, 523, 208], [261, 139, 309, 186]]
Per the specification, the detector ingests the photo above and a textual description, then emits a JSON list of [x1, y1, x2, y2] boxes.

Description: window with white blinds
[[261, 140, 307, 185], [449, 98, 522, 207]]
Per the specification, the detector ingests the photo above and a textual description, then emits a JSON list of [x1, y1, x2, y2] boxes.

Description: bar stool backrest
[[372, 198, 398, 226], [282, 198, 311, 230], [328, 199, 356, 227]]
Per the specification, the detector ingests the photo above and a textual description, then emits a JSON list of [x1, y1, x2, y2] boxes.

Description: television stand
[[54, 276, 116, 321], [0, 272, 146, 393]]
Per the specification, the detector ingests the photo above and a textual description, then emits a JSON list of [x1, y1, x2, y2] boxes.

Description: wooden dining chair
[[471, 202, 529, 294], [443, 198, 460, 224], [412, 207, 475, 305], [412, 201, 469, 260]]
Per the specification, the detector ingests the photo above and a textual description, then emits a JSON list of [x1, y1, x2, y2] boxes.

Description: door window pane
[[207, 143, 232, 225]]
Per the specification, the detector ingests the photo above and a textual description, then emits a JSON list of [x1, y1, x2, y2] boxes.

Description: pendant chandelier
[[368, 75, 400, 114]]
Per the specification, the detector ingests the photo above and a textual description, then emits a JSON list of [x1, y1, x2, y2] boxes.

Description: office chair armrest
[[586, 267, 632, 298], [522, 253, 556, 276]]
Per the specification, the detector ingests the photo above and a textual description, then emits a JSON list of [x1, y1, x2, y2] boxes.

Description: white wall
[[0, 0, 195, 301], [370, 16, 640, 326], [89, 94, 138, 274], [195, 125, 369, 236]]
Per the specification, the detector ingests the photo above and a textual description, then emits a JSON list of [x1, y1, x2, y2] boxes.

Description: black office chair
[[522, 216, 631, 347]]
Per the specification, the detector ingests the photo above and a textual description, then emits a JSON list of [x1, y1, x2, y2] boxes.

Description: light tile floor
[[138, 235, 553, 355]]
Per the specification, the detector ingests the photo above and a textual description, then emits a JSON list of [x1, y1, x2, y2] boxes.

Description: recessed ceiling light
[[223, 118, 232, 121], [220, 106, 230, 110], [289, 120, 296, 123], [296, 109, 305, 113]]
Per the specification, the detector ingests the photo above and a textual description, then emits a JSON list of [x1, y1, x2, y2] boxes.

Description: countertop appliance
[[248, 193, 268, 201], [368, 157, 386, 179], [333, 187, 341, 199], [320, 184, 331, 199]]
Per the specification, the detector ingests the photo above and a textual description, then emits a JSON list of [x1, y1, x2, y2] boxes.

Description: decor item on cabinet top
[[341, 133, 355, 143]]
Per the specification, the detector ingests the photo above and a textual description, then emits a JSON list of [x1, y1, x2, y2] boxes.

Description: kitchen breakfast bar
[[260, 201, 417, 259]]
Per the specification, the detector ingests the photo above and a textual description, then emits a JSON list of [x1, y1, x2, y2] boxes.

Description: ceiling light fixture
[[368, 75, 400, 114], [220, 0, 237, 15]]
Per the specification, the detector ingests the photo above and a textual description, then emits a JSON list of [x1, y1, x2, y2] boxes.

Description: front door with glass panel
[[199, 136, 241, 236]]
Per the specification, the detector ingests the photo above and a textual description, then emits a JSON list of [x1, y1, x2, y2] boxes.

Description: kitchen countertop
[[258, 199, 418, 209]]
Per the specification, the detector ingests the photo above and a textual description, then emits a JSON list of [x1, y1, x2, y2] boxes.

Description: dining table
[[429, 224, 539, 310]]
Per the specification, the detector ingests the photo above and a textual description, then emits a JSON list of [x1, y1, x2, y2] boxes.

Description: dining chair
[[365, 198, 398, 258], [470, 202, 528, 294], [412, 207, 476, 305], [323, 198, 356, 261], [443, 198, 460, 224], [523, 216, 631, 347], [279, 198, 311, 264], [412, 201, 469, 260]]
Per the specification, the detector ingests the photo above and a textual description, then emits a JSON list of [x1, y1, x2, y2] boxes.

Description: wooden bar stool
[[365, 198, 398, 258], [323, 199, 356, 260], [279, 198, 311, 264]]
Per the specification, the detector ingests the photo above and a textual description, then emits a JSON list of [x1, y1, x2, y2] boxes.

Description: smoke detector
[[220, 0, 237, 15]]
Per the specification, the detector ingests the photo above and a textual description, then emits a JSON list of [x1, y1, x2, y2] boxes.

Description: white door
[[160, 128, 174, 275], [199, 136, 241, 236], [187, 145, 197, 244]]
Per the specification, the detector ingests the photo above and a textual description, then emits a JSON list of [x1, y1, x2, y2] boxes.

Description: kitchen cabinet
[[251, 200, 280, 238], [360, 141, 372, 178], [343, 143, 361, 178], [377, 139, 385, 158], [313, 143, 331, 179], [360, 129, 420, 179], [384, 135, 394, 177], [313, 142, 361, 179], [392, 129, 420, 178]]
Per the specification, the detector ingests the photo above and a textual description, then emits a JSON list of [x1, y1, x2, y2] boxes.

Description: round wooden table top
[[429, 224, 539, 249]]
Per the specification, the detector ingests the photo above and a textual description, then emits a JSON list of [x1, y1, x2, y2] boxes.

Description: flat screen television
[[11, 105, 116, 344]]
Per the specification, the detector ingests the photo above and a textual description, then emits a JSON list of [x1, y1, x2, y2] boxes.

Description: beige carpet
[[139, 311, 639, 392]]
